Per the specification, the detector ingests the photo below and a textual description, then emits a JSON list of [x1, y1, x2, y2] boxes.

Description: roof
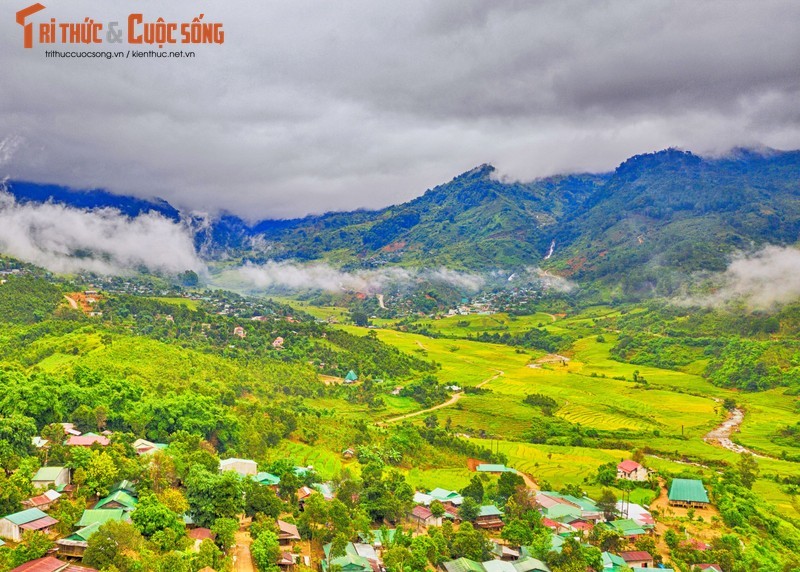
[[411, 505, 433, 519], [277, 520, 300, 539], [65, 521, 102, 542], [345, 370, 358, 381], [95, 490, 138, 510], [483, 560, 515, 572], [188, 527, 216, 541], [3, 508, 49, 526], [631, 569, 673, 572], [614, 501, 655, 527], [602, 552, 626, 568], [606, 519, 646, 536], [478, 505, 503, 518], [696, 566, 723, 572], [442, 558, 485, 572], [669, 479, 710, 503], [620, 551, 652, 562], [429, 488, 463, 504], [110, 480, 137, 495], [511, 558, 550, 572], [617, 460, 643, 473], [25, 490, 61, 507], [33, 466, 67, 482], [65, 435, 109, 447], [77, 508, 125, 527], [476, 464, 515, 473], [10, 557, 66, 572], [220, 457, 257, 467], [253, 472, 280, 486], [20, 516, 58, 531]]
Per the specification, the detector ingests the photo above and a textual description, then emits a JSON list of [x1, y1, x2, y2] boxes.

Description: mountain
[[4, 147, 800, 288]]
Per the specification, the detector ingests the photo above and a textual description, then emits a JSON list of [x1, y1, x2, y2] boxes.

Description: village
[[1, 420, 725, 572]]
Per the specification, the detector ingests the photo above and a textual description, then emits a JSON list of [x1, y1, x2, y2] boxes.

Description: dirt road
[[234, 529, 255, 572], [383, 370, 503, 424], [64, 295, 79, 309]]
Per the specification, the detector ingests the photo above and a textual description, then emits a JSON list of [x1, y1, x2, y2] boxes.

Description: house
[[110, 480, 137, 496], [76, 509, 125, 528], [252, 472, 281, 488], [33, 466, 70, 488], [321, 542, 378, 572], [620, 551, 654, 568], [65, 434, 110, 447], [476, 464, 515, 474], [10, 556, 98, 572], [614, 502, 655, 528], [312, 483, 335, 500], [131, 439, 167, 456], [428, 488, 464, 506], [0, 508, 59, 542], [695, 565, 723, 572], [409, 505, 441, 527], [233, 326, 246, 338], [344, 370, 358, 384], [57, 522, 103, 558], [617, 460, 648, 482], [60, 423, 82, 436], [442, 557, 485, 572], [603, 518, 648, 540], [475, 505, 504, 530], [342, 448, 356, 459], [601, 552, 626, 571], [272, 337, 285, 349], [219, 458, 258, 476], [277, 551, 298, 569], [32, 437, 49, 449], [277, 520, 300, 546], [491, 542, 519, 560], [94, 490, 138, 512], [188, 527, 216, 551], [23, 490, 61, 511], [668, 479, 710, 508], [441, 557, 550, 572]]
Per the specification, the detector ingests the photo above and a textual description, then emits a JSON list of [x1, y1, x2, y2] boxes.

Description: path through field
[[234, 529, 255, 572], [383, 370, 503, 424], [64, 295, 79, 309]]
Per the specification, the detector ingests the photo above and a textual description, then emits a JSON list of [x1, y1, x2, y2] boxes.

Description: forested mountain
[[5, 147, 800, 281]]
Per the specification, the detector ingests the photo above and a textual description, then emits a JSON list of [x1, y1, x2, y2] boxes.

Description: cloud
[[1, 1, 799, 218], [230, 261, 484, 294], [683, 246, 800, 309], [0, 187, 204, 275]]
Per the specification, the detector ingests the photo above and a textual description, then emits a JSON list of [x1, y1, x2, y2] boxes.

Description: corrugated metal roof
[[32, 467, 66, 482], [76, 508, 125, 527], [3, 508, 49, 526], [668, 479, 709, 503]]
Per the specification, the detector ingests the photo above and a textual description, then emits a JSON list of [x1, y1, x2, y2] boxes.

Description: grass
[[145, 296, 200, 310]]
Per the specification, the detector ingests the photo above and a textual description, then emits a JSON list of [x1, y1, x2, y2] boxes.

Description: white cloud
[[0, 187, 204, 275], [683, 246, 800, 309]]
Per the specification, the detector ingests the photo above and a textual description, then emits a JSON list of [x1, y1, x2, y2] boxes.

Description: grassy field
[[145, 296, 200, 310]]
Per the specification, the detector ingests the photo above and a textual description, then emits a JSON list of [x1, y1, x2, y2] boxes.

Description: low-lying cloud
[[234, 261, 485, 294], [0, 188, 204, 275], [685, 245, 800, 309]]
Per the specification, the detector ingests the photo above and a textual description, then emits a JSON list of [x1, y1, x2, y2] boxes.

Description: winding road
[[383, 370, 504, 424]]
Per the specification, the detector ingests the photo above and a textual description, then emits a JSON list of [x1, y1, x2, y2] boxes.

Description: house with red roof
[[0, 508, 59, 542], [617, 460, 648, 481], [409, 505, 441, 527], [65, 434, 110, 447], [620, 550, 654, 567]]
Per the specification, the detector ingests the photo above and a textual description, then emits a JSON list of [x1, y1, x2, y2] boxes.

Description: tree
[[383, 546, 414, 572], [738, 453, 759, 490], [429, 500, 445, 518], [185, 467, 244, 527], [460, 476, 484, 503], [450, 522, 490, 561], [84, 450, 120, 497], [193, 538, 224, 571], [212, 517, 239, 552], [131, 493, 185, 538], [244, 480, 284, 518], [595, 462, 617, 486], [596, 488, 618, 520], [83, 521, 145, 572], [501, 518, 534, 547], [251, 530, 281, 572], [497, 472, 525, 501], [7, 531, 54, 569], [299, 492, 329, 542], [458, 497, 480, 522]]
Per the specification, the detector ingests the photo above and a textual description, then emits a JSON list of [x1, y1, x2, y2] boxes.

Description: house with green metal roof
[[32, 466, 70, 488], [668, 478, 710, 508], [475, 505, 504, 530], [110, 480, 137, 496], [77, 508, 126, 528], [601, 551, 627, 571], [0, 508, 58, 541], [476, 464, 515, 473], [603, 518, 648, 538], [94, 490, 138, 512], [429, 488, 464, 505], [442, 557, 486, 572], [253, 472, 281, 487], [321, 542, 374, 572], [57, 521, 102, 558], [344, 370, 358, 383]]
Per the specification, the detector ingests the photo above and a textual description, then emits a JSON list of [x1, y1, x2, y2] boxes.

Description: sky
[[2, 0, 800, 220]]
